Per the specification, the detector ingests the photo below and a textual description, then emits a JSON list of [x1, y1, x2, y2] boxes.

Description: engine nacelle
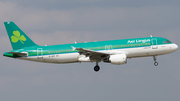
[[78, 56, 91, 62], [103, 54, 127, 65]]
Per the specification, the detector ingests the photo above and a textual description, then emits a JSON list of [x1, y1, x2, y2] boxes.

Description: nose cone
[[172, 44, 178, 52]]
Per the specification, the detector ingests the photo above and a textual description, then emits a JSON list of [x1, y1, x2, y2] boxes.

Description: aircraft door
[[109, 45, 113, 50], [105, 45, 109, 50], [105, 45, 113, 53], [37, 48, 43, 59], [105, 45, 113, 50], [151, 38, 158, 49]]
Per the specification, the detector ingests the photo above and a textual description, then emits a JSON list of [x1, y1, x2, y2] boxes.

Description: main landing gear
[[94, 65, 100, 72], [153, 56, 158, 66], [94, 59, 100, 72]]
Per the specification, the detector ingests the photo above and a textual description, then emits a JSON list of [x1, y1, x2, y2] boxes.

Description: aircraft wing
[[71, 46, 111, 58]]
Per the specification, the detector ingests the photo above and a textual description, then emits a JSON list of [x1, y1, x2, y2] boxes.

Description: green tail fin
[[4, 21, 38, 50]]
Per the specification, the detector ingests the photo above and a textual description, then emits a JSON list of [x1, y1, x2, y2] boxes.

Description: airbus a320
[[3, 21, 178, 72]]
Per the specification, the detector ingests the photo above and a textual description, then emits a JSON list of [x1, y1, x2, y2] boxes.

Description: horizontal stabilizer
[[7, 52, 27, 57]]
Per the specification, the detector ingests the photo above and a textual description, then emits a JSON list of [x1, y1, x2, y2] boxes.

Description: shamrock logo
[[11, 31, 26, 44]]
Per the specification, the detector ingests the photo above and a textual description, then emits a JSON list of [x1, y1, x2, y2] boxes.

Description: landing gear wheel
[[154, 62, 158, 66], [153, 56, 158, 66], [94, 66, 100, 72]]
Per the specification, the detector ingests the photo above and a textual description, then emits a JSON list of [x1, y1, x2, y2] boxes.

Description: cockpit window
[[163, 41, 171, 44]]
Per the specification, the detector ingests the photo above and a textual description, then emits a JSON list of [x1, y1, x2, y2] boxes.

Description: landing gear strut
[[94, 59, 100, 72], [153, 56, 158, 66]]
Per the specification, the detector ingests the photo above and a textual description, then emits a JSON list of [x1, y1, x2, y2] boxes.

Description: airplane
[[3, 21, 178, 72]]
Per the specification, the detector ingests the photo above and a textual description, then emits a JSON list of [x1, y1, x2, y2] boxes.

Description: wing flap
[[71, 46, 110, 58], [76, 48, 109, 55]]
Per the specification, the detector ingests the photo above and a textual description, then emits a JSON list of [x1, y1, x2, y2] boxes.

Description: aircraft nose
[[172, 44, 178, 51]]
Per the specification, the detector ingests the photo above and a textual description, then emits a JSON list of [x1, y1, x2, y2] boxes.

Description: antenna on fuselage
[[150, 35, 153, 37]]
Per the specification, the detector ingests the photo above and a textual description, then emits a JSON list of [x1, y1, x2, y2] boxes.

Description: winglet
[[71, 46, 76, 51]]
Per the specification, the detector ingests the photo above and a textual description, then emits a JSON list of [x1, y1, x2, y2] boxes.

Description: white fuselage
[[20, 43, 178, 64]]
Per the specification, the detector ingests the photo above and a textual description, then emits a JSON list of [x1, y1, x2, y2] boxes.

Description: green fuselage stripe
[[28, 43, 152, 56]]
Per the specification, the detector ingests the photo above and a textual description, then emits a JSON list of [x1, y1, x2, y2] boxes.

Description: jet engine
[[103, 54, 127, 65]]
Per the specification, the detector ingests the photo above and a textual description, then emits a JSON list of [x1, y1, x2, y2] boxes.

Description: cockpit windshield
[[163, 41, 171, 44]]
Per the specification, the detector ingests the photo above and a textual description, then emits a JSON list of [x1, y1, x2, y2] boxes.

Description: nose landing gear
[[154, 62, 158, 66], [153, 56, 158, 66]]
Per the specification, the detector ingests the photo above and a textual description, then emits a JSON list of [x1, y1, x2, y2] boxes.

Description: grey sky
[[0, 0, 180, 101]]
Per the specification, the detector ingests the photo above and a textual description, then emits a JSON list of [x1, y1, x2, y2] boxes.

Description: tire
[[154, 62, 158, 66], [94, 66, 100, 72]]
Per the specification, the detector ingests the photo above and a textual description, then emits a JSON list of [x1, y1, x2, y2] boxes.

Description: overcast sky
[[0, 0, 180, 101]]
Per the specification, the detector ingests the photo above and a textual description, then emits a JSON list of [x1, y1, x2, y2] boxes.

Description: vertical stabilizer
[[4, 21, 38, 50]]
